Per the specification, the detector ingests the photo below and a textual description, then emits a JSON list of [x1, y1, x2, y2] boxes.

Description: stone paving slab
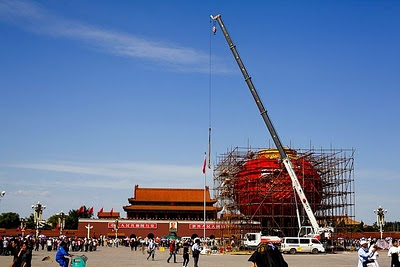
[[0, 246, 391, 267]]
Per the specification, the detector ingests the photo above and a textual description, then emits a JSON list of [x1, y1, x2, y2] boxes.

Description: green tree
[[65, 206, 93, 230], [47, 214, 60, 229], [25, 213, 35, 229], [383, 221, 400, 232], [352, 221, 365, 232], [364, 223, 377, 232], [65, 209, 78, 230], [0, 212, 20, 229]]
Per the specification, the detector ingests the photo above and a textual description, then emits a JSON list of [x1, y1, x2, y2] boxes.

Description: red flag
[[78, 206, 84, 214], [88, 207, 94, 214], [202, 154, 207, 174], [98, 207, 104, 214], [110, 208, 114, 215]]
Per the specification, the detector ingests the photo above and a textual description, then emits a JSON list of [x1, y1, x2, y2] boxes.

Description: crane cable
[[208, 18, 216, 169]]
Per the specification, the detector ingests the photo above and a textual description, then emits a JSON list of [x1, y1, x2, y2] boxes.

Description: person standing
[[147, 239, 156, 261], [192, 239, 201, 267], [182, 241, 190, 267], [34, 238, 39, 252], [141, 238, 146, 254], [130, 237, 135, 251], [368, 242, 379, 267], [388, 239, 400, 267], [10, 239, 21, 267], [167, 240, 177, 263], [358, 240, 376, 267], [46, 238, 52, 252], [134, 238, 138, 251]]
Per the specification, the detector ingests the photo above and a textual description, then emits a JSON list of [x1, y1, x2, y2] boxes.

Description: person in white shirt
[[368, 241, 379, 267], [146, 239, 156, 261], [388, 239, 400, 267], [358, 240, 376, 267], [192, 239, 201, 267]]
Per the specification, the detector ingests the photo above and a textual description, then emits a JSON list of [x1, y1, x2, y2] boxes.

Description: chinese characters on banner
[[107, 223, 157, 229], [189, 224, 225, 230]]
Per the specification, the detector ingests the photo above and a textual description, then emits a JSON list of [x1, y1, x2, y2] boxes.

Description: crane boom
[[211, 14, 328, 235]]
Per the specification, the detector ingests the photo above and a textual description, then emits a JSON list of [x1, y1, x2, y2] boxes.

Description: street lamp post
[[114, 219, 119, 246], [31, 201, 46, 238], [0, 191, 5, 203], [85, 223, 93, 239], [57, 211, 65, 236], [374, 206, 387, 240], [20, 218, 27, 238]]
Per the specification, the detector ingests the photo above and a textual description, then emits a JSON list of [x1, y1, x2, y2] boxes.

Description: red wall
[[78, 219, 219, 238]]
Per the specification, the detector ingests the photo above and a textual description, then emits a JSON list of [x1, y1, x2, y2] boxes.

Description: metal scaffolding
[[213, 146, 355, 238]]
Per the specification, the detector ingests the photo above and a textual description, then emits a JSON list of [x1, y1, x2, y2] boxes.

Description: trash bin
[[71, 255, 88, 267]]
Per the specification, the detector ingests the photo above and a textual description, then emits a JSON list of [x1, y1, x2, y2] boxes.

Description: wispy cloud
[[6, 160, 203, 190], [13, 189, 50, 197], [10, 161, 198, 179], [0, 0, 230, 73]]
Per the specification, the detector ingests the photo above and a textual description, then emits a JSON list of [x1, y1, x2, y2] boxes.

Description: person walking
[[167, 240, 177, 263], [358, 240, 376, 267], [146, 239, 156, 261], [192, 239, 201, 267], [388, 239, 400, 267], [141, 238, 146, 255], [182, 241, 190, 267]]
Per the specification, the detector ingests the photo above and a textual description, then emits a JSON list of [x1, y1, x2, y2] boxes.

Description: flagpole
[[202, 152, 207, 242], [204, 170, 206, 241]]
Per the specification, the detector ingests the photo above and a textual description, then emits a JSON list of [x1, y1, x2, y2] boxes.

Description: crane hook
[[212, 26, 217, 35]]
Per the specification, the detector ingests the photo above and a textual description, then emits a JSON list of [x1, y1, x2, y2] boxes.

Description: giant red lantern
[[234, 149, 322, 217]]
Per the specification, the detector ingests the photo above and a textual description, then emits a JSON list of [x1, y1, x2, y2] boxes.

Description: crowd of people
[[0, 234, 207, 267], [2, 234, 400, 267], [142, 237, 201, 267], [0, 235, 34, 267], [356, 237, 400, 267]]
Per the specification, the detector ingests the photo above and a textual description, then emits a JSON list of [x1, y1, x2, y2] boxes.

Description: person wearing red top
[[167, 240, 177, 263]]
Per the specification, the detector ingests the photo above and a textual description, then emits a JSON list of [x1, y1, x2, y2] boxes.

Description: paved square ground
[[0, 247, 391, 267]]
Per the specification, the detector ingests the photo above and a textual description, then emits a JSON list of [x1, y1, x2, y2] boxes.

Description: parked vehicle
[[281, 237, 325, 254], [244, 232, 281, 249]]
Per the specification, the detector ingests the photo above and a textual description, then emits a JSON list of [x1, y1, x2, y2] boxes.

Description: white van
[[280, 237, 325, 254]]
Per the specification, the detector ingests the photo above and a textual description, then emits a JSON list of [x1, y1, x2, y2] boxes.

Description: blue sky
[[0, 0, 399, 225]]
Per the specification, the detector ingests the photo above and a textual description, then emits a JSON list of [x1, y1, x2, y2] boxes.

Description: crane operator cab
[[298, 226, 320, 239]]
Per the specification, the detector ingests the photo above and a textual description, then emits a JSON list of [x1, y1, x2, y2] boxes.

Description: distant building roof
[[127, 185, 216, 203], [98, 211, 120, 219], [333, 216, 360, 226], [124, 205, 218, 212]]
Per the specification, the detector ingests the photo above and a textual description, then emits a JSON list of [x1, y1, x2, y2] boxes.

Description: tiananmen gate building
[[77, 185, 222, 238]]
